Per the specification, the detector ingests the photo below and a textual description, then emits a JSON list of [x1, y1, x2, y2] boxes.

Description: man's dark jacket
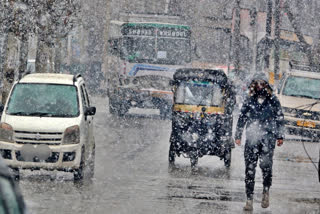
[[235, 94, 285, 140]]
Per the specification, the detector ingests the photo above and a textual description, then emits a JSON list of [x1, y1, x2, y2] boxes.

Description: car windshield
[[282, 76, 320, 100], [175, 81, 224, 106], [6, 83, 79, 117]]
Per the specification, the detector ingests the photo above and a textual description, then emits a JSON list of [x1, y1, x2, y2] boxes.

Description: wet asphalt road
[[19, 96, 320, 214]]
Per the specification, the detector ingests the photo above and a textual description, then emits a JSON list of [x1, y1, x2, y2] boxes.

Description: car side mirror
[[169, 80, 176, 92], [85, 106, 96, 116]]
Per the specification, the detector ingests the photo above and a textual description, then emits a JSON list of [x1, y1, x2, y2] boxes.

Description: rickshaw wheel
[[224, 148, 232, 167], [168, 145, 176, 164], [190, 151, 198, 168]]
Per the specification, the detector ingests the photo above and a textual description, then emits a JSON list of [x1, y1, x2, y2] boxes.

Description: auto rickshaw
[[169, 68, 236, 168]]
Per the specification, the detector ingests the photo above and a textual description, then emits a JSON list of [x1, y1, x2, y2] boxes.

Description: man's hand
[[277, 139, 283, 146], [235, 139, 241, 146]]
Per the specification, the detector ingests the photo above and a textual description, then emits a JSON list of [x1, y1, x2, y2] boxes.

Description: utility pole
[[2, 0, 19, 104], [101, 0, 113, 88], [274, 0, 281, 87], [18, 33, 28, 78], [264, 0, 272, 71], [234, 0, 241, 76], [250, 4, 257, 73]]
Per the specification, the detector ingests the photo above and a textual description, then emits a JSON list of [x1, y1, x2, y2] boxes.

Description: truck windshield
[[282, 76, 320, 100], [175, 81, 223, 106], [122, 37, 191, 65], [6, 83, 79, 117], [135, 75, 171, 91]]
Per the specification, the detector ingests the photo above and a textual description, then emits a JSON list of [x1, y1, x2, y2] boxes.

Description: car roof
[[19, 73, 82, 85], [288, 70, 320, 79]]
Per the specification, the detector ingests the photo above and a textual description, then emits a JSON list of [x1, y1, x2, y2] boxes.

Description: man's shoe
[[261, 191, 269, 208], [243, 200, 253, 211]]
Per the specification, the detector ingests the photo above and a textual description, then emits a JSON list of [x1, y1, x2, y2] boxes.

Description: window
[[157, 38, 191, 64], [83, 84, 91, 106], [122, 37, 156, 62], [80, 85, 88, 111]]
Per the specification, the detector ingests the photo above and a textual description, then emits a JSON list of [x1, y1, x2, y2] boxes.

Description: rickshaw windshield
[[175, 81, 224, 106]]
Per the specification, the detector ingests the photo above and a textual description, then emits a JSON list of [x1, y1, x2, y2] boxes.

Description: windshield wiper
[[9, 112, 55, 117], [9, 112, 28, 116], [295, 95, 317, 99], [27, 112, 53, 117]]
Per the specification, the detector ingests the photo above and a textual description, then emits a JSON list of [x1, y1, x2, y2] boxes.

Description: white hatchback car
[[0, 73, 96, 181]]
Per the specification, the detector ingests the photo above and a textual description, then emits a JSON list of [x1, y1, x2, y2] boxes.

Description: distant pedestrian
[[235, 74, 285, 211]]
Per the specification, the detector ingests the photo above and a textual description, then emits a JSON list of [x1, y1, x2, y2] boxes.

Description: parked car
[[0, 73, 96, 181], [0, 156, 26, 213], [276, 70, 320, 140]]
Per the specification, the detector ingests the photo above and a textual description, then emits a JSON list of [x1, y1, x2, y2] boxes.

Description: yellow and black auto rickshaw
[[169, 68, 236, 168]]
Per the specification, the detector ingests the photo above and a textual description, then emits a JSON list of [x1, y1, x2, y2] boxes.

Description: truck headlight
[[132, 78, 139, 85], [63, 125, 80, 144], [0, 123, 14, 143]]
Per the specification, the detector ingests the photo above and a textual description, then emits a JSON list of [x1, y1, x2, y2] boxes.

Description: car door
[[79, 84, 90, 151], [81, 84, 94, 149]]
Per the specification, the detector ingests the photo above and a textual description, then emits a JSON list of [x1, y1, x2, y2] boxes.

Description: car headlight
[[0, 123, 14, 143], [63, 125, 80, 144], [132, 78, 139, 85], [124, 78, 130, 85]]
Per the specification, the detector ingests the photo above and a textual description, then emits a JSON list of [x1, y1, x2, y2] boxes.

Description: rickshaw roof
[[173, 68, 228, 86]]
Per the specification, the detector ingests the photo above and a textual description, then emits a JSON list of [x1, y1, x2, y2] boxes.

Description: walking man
[[235, 75, 284, 211]]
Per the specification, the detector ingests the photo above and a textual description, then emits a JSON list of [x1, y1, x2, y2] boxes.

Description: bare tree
[[32, 0, 81, 73], [0, 0, 36, 103]]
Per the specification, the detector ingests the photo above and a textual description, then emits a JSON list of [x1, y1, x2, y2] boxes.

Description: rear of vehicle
[[169, 69, 235, 168], [0, 73, 96, 181], [277, 71, 320, 139], [106, 21, 192, 117]]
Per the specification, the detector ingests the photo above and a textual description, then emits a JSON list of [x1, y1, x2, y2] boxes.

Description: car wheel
[[74, 148, 85, 181], [190, 151, 198, 169], [11, 168, 20, 181], [224, 148, 232, 168], [87, 145, 95, 179], [118, 104, 129, 117], [109, 98, 118, 115]]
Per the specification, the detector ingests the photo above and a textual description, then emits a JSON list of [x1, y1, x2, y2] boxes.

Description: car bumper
[[284, 115, 320, 137], [0, 141, 82, 171]]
